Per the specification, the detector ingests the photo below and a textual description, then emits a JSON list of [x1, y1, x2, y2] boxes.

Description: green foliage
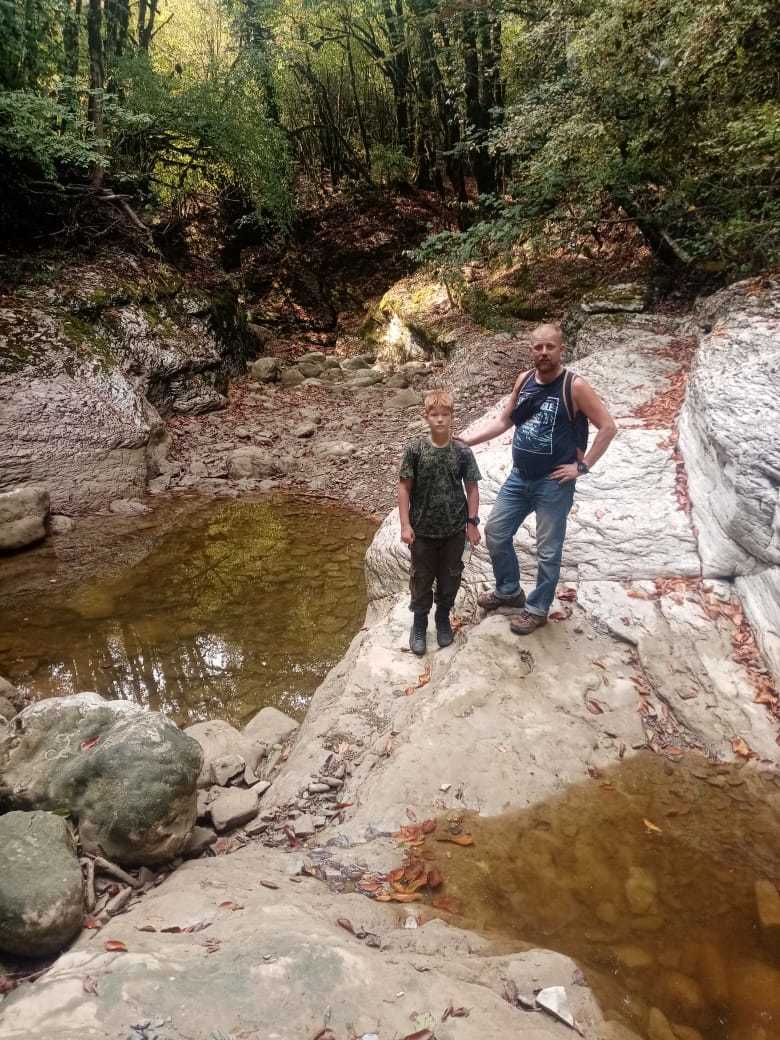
[[370, 144, 415, 188], [0, 91, 100, 176]]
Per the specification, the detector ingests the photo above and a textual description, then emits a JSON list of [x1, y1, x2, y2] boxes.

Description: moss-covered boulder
[[0, 693, 202, 865], [0, 811, 83, 958]]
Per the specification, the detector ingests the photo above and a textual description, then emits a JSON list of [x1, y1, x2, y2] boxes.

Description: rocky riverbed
[[0, 270, 778, 1040]]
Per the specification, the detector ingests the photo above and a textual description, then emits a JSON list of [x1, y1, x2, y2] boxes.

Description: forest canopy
[[1, 0, 778, 273]]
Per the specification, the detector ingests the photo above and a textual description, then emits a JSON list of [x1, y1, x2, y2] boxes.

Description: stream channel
[[0, 493, 377, 725]]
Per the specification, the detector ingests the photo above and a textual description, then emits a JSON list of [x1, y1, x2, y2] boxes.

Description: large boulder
[[227, 447, 286, 479], [678, 276, 780, 576], [0, 811, 83, 958], [250, 356, 281, 383], [242, 705, 299, 747], [0, 484, 49, 552], [0, 693, 202, 864], [184, 719, 266, 787]]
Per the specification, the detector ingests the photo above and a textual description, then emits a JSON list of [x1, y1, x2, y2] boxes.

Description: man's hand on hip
[[550, 463, 579, 484]]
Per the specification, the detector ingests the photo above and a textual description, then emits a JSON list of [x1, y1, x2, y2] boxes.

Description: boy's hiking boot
[[435, 606, 454, 647], [509, 610, 547, 635], [409, 612, 428, 656], [477, 589, 526, 611]]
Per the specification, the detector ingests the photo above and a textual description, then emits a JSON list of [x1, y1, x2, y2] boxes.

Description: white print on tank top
[[514, 395, 558, 455]]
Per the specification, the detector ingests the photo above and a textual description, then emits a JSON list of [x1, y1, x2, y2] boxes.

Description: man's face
[[424, 407, 452, 437], [531, 335, 563, 373]]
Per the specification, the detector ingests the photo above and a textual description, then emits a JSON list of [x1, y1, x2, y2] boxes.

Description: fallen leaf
[[136, 924, 156, 932], [585, 699, 604, 715], [548, 609, 571, 622], [283, 825, 301, 849], [218, 901, 245, 911], [80, 736, 100, 751], [643, 819, 663, 834], [336, 917, 355, 934], [731, 737, 754, 759], [432, 895, 463, 914], [389, 892, 423, 903], [332, 802, 353, 811], [435, 834, 474, 846], [82, 976, 99, 995], [0, 976, 17, 995], [160, 925, 182, 933], [421, 818, 436, 834], [82, 916, 101, 930], [418, 664, 432, 687], [260, 880, 279, 890], [311, 1029, 337, 1040], [426, 866, 444, 889], [103, 939, 127, 953], [557, 588, 577, 602]]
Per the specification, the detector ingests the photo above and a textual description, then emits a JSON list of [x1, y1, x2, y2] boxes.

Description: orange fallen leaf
[[80, 736, 100, 751], [432, 895, 463, 914], [82, 916, 101, 930], [731, 737, 754, 759], [388, 892, 424, 903], [643, 819, 663, 834], [586, 698, 604, 715], [548, 608, 571, 622], [103, 940, 127, 953], [421, 818, 436, 834], [557, 588, 577, 602], [417, 664, 432, 688], [435, 834, 474, 847], [426, 866, 444, 889]]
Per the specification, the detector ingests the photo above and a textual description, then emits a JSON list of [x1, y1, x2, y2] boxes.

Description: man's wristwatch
[[576, 461, 590, 475], [467, 516, 480, 526]]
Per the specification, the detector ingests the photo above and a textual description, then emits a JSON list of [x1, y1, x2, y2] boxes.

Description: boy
[[398, 390, 482, 656]]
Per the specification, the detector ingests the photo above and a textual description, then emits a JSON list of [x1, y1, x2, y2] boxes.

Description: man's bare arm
[[575, 379, 617, 469], [458, 373, 526, 446]]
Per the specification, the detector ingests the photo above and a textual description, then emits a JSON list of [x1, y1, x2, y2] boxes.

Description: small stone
[[648, 1007, 677, 1040], [341, 356, 370, 371], [212, 753, 245, 787], [323, 777, 343, 789], [294, 421, 317, 439], [49, 514, 75, 534], [234, 426, 251, 440], [316, 440, 356, 459], [308, 782, 330, 794], [313, 816, 327, 829], [209, 789, 259, 833], [293, 814, 315, 838], [613, 944, 654, 969], [252, 780, 271, 797], [385, 372, 409, 389], [250, 357, 281, 383], [109, 498, 149, 515], [0, 696, 16, 721], [184, 826, 218, 855], [243, 765, 257, 785], [245, 818, 268, 837], [755, 879, 780, 932], [625, 865, 657, 914], [280, 366, 304, 387]]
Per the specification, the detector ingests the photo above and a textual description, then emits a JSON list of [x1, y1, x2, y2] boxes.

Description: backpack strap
[[562, 368, 578, 422], [515, 369, 535, 400]]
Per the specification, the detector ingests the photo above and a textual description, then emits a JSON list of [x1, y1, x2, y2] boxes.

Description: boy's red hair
[[424, 389, 454, 413]]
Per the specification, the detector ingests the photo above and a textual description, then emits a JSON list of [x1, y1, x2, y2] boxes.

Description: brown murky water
[[0, 495, 376, 725], [425, 753, 780, 1040]]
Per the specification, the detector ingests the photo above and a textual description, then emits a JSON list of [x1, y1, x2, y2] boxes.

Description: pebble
[[308, 782, 330, 794], [293, 814, 315, 838]]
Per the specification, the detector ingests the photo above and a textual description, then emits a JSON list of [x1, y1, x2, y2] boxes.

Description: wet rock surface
[[0, 693, 202, 864], [0, 811, 83, 958], [0, 485, 49, 552]]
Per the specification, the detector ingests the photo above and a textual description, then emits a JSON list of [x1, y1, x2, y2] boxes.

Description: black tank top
[[511, 371, 578, 479]]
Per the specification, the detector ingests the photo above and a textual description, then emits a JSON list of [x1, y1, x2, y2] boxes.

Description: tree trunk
[[346, 33, 371, 170], [87, 0, 105, 189], [62, 0, 82, 110], [381, 0, 410, 156], [462, 9, 496, 196]]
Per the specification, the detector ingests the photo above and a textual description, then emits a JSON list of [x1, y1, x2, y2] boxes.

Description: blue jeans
[[485, 469, 575, 617]]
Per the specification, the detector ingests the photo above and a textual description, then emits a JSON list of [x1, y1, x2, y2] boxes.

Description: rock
[[183, 719, 266, 789], [385, 372, 409, 388], [678, 276, 780, 575], [293, 814, 315, 838], [234, 425, 251, 439], [340, 356, 370, 371], [736, 570, 780, 682], [280, 365, 305, 386], [308, 782, 330, 794], [0, 696, 15, 721], [647, 1007, 677, 1040], [227, 447, 285, 479], [208, 788, 259, 832], [0, 693, 202, 864], [613, 944, 654, 969], [401, 361, 428, 377], [0, 484, 49, 551], [250, 357, 281, 382], [625, 867, 658, 915], [247, 323, 274, 349], [49, 514, 75, 534], [0, 843, 640, 1040], [671, 1026, 703, 1040], [0, 811, 83, 958], [755, 879, 780, 933], [316, 440, 357, 458], [581, 283, 649, 314], [0, 676, 21, 710], [298, 361, 326, 379], [385, 387, 423, 411], [183, 825, 218, 856], [658, 971, 707, 1016], [243, 705, 299, 747], [293, 421, 317, 438], [301, 377, 323, 387], [252, 780, 271, 797], [108, 498, 149, 515]]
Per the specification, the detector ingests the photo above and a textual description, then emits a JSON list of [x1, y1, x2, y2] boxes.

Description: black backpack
[[408, 436, 473, 480], [514, 368, 589, 452]]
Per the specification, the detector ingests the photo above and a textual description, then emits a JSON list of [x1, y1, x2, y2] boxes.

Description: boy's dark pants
[[409, 530, 466, 613]]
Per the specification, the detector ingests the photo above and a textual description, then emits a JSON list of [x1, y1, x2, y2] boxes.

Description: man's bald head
[[530, 324, 563, 347]]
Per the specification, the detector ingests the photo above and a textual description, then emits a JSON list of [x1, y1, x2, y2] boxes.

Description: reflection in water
[[0, 496, 376, 725], [425, 753, 780, 1040]]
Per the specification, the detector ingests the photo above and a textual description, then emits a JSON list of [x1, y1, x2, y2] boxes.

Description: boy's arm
[[398, 479, 415, 545], [464, 481, 481, 545]]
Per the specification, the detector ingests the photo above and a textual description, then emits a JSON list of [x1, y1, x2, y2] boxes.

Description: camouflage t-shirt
[[399, 437, 482, 538]]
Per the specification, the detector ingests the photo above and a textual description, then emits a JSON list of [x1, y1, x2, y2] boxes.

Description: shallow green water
[[0, 496, 376, 725]]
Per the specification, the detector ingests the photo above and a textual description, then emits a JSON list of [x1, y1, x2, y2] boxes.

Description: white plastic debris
[[536, 986, 577, 1030]]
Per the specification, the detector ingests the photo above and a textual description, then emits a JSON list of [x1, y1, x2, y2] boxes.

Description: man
[[458, 324, 616, 634]]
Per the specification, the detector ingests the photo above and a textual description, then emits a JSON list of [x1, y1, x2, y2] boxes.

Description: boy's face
[[424, 406, 452, 437]]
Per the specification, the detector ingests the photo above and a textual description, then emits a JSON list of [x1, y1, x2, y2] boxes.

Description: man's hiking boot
[[435, 607, 454, 647], [409, 612, 428, 656], [509, 610, 547, 635], [477, 588, 526, 611]]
